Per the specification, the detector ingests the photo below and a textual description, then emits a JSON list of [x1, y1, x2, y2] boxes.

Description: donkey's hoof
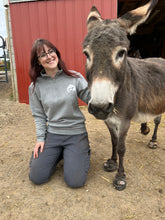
[[148, 140, 157, 149], [103, 159, 117, 172], [141, 126, 150, 135], [113, 174, 126, 191]]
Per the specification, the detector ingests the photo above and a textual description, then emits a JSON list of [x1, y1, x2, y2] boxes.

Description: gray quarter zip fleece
[[29, 70, 90, 142]]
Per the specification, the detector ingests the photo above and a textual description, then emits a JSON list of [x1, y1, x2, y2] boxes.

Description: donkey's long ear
[[118, 0, 158, 35], [87, 6, 103, 31]]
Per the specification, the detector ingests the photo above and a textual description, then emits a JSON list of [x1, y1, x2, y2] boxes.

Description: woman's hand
[[33, 142, 45, 159]]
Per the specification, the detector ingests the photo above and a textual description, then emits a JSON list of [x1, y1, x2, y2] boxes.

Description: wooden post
[[5, 5, 19, 101]]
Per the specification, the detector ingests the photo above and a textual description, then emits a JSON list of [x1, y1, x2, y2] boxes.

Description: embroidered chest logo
[[67, 84, 76, 93]]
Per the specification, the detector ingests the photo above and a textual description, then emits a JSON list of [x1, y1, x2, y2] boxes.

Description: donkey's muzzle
[[88, 102, 113, 120]]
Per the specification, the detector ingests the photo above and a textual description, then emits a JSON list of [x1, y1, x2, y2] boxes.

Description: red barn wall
[[10, 0, 117, 104]]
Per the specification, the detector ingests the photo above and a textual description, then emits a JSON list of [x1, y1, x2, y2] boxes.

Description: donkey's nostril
[[106, 103, 113, 113], [88, 103, 95, 114], [101, 103, 113, 113]]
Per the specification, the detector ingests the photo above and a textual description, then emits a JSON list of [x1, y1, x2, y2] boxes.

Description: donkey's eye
[[116, 49, 126, 60], [83, 49, 93, 69], [84, 51, 90, 61], [112, 47, 127, 69]]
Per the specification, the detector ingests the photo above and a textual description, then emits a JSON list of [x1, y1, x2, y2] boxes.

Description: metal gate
[[0, 36, 8, 82]]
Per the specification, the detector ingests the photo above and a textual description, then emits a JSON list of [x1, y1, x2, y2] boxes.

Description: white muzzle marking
[[89, 79, 118, 105]]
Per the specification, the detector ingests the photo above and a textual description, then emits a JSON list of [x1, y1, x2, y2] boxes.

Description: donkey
[[83, 0, 165, 190]]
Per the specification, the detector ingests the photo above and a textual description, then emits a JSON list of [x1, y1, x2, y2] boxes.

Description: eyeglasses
[[38, 49, 56, 59]]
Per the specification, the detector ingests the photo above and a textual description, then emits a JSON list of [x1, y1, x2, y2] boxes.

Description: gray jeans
[[29, 132, 91, 188]]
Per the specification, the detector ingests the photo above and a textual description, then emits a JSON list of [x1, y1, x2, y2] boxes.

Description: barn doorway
[[118, 0, 165, 59]]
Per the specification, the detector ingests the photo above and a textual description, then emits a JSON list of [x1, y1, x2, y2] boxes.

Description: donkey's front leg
[[113, 121, 130, 191], [103, 120, 119, 172]]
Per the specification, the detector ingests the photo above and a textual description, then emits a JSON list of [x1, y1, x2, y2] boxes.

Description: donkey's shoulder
[[127, 57, 165, 74]]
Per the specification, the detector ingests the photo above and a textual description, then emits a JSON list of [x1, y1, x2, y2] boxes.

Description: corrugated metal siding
[[10, 0, 117, 104]]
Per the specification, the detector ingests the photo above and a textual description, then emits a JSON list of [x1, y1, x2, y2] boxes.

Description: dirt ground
[[0, 75, 165, 220]]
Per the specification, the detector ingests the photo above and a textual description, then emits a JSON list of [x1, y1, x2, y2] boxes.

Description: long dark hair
[[29, 39, 78, 85]]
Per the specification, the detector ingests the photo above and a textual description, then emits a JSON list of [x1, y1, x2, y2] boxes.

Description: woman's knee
[[64, 172, 87, 188], [64, 178, 86, 188], [29, 169, 49, 185]]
